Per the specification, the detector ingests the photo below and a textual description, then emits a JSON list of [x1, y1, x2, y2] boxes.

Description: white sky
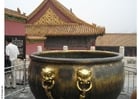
[[4, 0, 137, 33]]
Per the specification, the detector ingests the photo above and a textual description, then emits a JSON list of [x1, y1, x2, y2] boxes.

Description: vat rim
[[30, 50, 123, 64]]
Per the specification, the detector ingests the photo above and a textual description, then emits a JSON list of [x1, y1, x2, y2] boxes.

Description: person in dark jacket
[[5, 54, 12, 88], [5, 55, 11, 72]]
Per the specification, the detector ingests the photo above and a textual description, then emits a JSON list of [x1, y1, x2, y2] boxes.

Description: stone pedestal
[[119, 46, 125, 56], [63, 45, 68, 51], [37, 46, 42, 53], [90, 46, 95, 50]]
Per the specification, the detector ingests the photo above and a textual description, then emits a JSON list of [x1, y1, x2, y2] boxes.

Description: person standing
[[5, 38, 20, 89]]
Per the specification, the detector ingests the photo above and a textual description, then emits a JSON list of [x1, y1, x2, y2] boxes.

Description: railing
[[122, 56, 137, 95], [122, 65, 137, 94], [5, 58, 137, 98], [5, 59, 30, 98]]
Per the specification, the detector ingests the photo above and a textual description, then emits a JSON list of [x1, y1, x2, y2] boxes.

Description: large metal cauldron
[[28, 50, 124, 99]]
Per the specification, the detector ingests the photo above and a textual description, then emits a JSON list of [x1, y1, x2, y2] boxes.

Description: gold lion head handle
[[41, 67, 55, 99], [41, 67, 55, 89], [76, 68, 93, 99]]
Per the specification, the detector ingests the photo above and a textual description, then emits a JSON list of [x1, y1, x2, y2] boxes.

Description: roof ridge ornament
[[17, 8, 21, 14]]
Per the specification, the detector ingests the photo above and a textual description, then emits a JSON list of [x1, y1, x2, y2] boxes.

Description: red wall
[[5, 20, 25, 36], [26, 42, 45, 55]]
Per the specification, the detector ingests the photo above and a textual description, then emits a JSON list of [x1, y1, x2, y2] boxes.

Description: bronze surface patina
[[28, 50, 124, 99]]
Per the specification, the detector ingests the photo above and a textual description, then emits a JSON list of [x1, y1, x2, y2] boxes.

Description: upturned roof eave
[[5, 8, 27, 19]]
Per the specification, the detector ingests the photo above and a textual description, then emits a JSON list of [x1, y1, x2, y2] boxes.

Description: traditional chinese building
[[25, 0, 105, 52], [96, 33, 137, 56], [5, 0, 105, 56]]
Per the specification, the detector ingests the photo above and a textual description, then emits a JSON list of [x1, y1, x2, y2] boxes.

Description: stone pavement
[[5, 86, 130, 99], [5, 86, 35, 99]]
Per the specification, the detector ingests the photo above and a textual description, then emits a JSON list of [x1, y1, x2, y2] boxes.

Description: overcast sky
[[4, 0, 137, 33]]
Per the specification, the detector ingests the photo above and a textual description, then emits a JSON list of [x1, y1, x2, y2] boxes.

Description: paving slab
[[5, 87, 130, 99]]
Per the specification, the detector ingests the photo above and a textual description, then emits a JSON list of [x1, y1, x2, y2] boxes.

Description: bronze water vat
[[28, 50, 124, 99]]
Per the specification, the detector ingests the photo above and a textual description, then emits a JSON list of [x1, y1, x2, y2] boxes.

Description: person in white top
[[5, 38, 20, 89]]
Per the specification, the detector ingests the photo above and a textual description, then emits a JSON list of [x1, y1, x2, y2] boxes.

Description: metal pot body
[[28, 50, 124, 99]]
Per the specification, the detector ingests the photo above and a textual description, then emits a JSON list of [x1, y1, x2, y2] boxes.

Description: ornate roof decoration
[[96, 33, 136, 47], [34, 8, 66, 25]]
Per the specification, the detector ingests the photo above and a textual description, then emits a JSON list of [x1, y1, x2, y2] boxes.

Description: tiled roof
[[96, 33, 136, 46], [26, 24, 105, 36], [5, 8, 27, 19]]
